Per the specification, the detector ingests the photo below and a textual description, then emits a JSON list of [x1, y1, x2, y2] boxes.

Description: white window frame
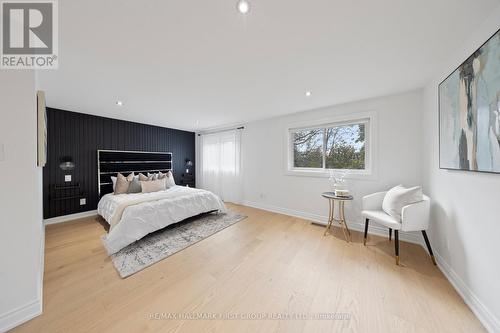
[[284, 111, 377, 179]]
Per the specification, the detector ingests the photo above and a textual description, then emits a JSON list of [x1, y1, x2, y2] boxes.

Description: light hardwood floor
[[13, 204, 484, 333]]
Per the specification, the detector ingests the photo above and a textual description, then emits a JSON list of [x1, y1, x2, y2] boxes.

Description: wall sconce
[[59, 156, 75, 171], [185, 159, 193, 174]]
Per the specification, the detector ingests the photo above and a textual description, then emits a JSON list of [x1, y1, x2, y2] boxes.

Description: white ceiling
[[38, 0, 499, 131]]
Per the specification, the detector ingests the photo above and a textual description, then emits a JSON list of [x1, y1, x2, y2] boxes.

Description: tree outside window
[[292, 121, 366, 170]]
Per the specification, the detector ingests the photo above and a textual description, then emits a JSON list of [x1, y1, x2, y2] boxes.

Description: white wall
[[422, 6, 500, 332], [241, 90, 423, 240], [0, 71, 44, 331]]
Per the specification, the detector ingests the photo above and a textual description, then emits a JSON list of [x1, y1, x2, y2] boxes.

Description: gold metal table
[[321, 192, 353, 242]]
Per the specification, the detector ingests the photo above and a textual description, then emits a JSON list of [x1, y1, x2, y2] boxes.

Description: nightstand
[[51, 183, 85, 202], [180, 173, 195, 187]]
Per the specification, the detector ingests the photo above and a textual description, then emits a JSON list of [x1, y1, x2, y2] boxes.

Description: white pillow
[[165, 170, 176, 188], [147, 172, 159, 180], [382, 185, 423, 221], [141, 178, 166, 193]]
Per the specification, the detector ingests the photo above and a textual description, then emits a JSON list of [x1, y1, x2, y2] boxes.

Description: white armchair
[[361, 191, 435, 266]]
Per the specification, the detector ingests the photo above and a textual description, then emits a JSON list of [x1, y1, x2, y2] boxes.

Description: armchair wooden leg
[[394, 230, 400, 265], [421, 230, 437, 265], [389, 228, 392, 242], [363, 218, 369, 245]]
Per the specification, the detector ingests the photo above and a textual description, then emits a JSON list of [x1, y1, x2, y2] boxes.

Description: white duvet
[[98, 186, 227, 254]]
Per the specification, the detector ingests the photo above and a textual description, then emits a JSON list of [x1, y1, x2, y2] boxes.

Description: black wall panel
[[43, 108, 195, 218]]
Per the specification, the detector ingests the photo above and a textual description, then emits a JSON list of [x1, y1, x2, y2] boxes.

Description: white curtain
[[200, 130, 242, 203]]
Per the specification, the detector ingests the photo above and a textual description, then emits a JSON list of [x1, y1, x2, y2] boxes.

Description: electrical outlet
[[65, 175, 72, 182], [80, 198, 86, 206]]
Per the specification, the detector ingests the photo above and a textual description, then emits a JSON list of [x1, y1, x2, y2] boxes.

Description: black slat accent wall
[[43, 108, 196, 218]]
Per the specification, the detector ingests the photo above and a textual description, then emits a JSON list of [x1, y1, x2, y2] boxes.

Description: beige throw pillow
[[139, 173, 153, 181], [141, 178, 166, 193], [114, 173, 134, 195], [382, 185, 423, 221]]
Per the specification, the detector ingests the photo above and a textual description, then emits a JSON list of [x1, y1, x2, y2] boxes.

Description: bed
[[96, 150, 226, 254]]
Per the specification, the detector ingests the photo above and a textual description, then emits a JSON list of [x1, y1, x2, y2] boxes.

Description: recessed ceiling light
[[115, 101, 123, 106], [237, 0, 250, 14], [305, 91, 312, 97]]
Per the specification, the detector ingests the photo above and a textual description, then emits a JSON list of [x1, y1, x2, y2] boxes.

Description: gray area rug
[[110, 211, 247, 278]]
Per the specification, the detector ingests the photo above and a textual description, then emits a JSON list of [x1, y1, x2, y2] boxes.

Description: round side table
[[321, 192, 353, 242]]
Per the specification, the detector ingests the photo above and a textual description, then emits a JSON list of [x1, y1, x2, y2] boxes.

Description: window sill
[[284, 168, 376, 180]]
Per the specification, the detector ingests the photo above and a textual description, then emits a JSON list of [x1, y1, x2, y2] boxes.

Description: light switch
[[80, 198, 86, 206], [65, 175, 72, 182], [0, 143, 4, 162]]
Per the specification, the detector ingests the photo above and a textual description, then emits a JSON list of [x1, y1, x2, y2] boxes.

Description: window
[[289, 119, 369, 173]]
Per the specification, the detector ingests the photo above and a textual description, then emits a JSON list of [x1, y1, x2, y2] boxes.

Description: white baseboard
[[44, 210, 98, 225], [0, 299, 42, 333], [434, 253, 500, 333], [241, 200, 499, 333], [241, 200, 423, 245]]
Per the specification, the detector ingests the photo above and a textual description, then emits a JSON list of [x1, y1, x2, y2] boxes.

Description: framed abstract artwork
[[439, 29, 500, 173], [37, 90, 47, 167]]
